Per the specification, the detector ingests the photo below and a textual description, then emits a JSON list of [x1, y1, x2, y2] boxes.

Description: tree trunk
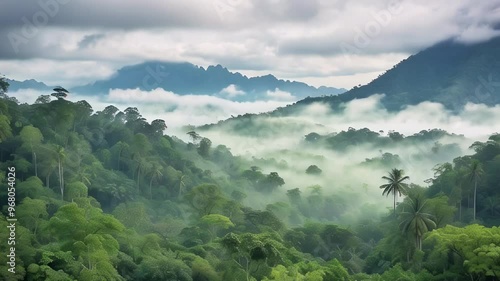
[[459, 200, 462, 222], [33, 151, 38, 177], [117, 154, 120, 170], [58, 159, 64, 200], [393, 191, 396, 216], [149, 177, 153, 200], [245, 257, 250, 281], [137, 167, 140, 190], [178, 177, 185, 199], [473, 179, 477, 221], [117, 150, 121, 170]]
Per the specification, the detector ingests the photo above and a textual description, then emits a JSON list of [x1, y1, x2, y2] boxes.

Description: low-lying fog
[[194, 94, 499, 218], [11, 88, 500, 221]]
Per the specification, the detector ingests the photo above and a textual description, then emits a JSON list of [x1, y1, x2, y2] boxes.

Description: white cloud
[[0, 59, 116, 87], [219, 84, 246, 98], [105, 88, 290, 127], [10, 87, 500, 142], [9, 87, 292, 132], [266, 88, 296, 101], [455, 24, 500, 44], [196, 94, 499, 217], [303, 95, 500, 139], [7, 89, 46, 103]]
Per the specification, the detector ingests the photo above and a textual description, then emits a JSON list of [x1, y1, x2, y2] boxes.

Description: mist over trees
[[0, 82, 499, 280]]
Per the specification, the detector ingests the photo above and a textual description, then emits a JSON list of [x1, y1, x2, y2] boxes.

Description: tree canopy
[[0, 86, 498, 280]]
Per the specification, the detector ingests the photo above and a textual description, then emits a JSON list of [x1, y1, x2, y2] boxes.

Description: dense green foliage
[[0, 86, 499, 280]]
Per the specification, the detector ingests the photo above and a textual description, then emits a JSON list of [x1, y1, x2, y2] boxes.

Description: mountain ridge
[[5, 78, 53, 92], [290, 37, 500, 112], [71, 61, 347, 101], [198, 36, 500, 130]]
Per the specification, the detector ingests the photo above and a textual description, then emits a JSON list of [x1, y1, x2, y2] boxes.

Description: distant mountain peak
[[71, 61, 346, 101], [5, 78, 52, 92], [291, 36, 500, 112]]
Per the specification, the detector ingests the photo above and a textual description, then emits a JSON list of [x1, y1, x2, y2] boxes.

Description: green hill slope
[[296, 37, 500, 112]]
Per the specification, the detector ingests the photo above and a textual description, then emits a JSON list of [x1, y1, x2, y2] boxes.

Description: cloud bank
[[1, 0, 499, 89], [10, 88, 291, 130], [197, 94, 499, 211]]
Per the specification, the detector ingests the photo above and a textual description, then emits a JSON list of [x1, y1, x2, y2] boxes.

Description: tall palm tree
[[380, 168, 410, 215], [75, 166, 92, 187], [466, 160, 484, 221], [133, 157, 149, 192], [148, 163, 163, 200], [399, 195, 436, 251], [113, 141, 129, 171]]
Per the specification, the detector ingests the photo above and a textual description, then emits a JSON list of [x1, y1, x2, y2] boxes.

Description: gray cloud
[[78, 33, 106, 49], [0, 28, 45, 59], [251, 0, 321, 21], [0, 0, 220, 29], [1, 0, 499, 89], [277, 0, 500, 57]]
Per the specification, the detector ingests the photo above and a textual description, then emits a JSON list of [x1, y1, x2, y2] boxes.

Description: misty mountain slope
[[4, 78, 53, 92], [197, 37, 500, 133], [71, 61, 346, 101], [292, 36, 500, 112]]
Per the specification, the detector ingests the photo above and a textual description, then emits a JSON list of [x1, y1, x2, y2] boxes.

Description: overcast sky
[[1, 0, 500, 89]]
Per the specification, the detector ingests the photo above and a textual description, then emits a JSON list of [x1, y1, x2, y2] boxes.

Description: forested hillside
[[296, 37, 500, 112], [0, 80, 500, 280], [200, 36, 500, 123]]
